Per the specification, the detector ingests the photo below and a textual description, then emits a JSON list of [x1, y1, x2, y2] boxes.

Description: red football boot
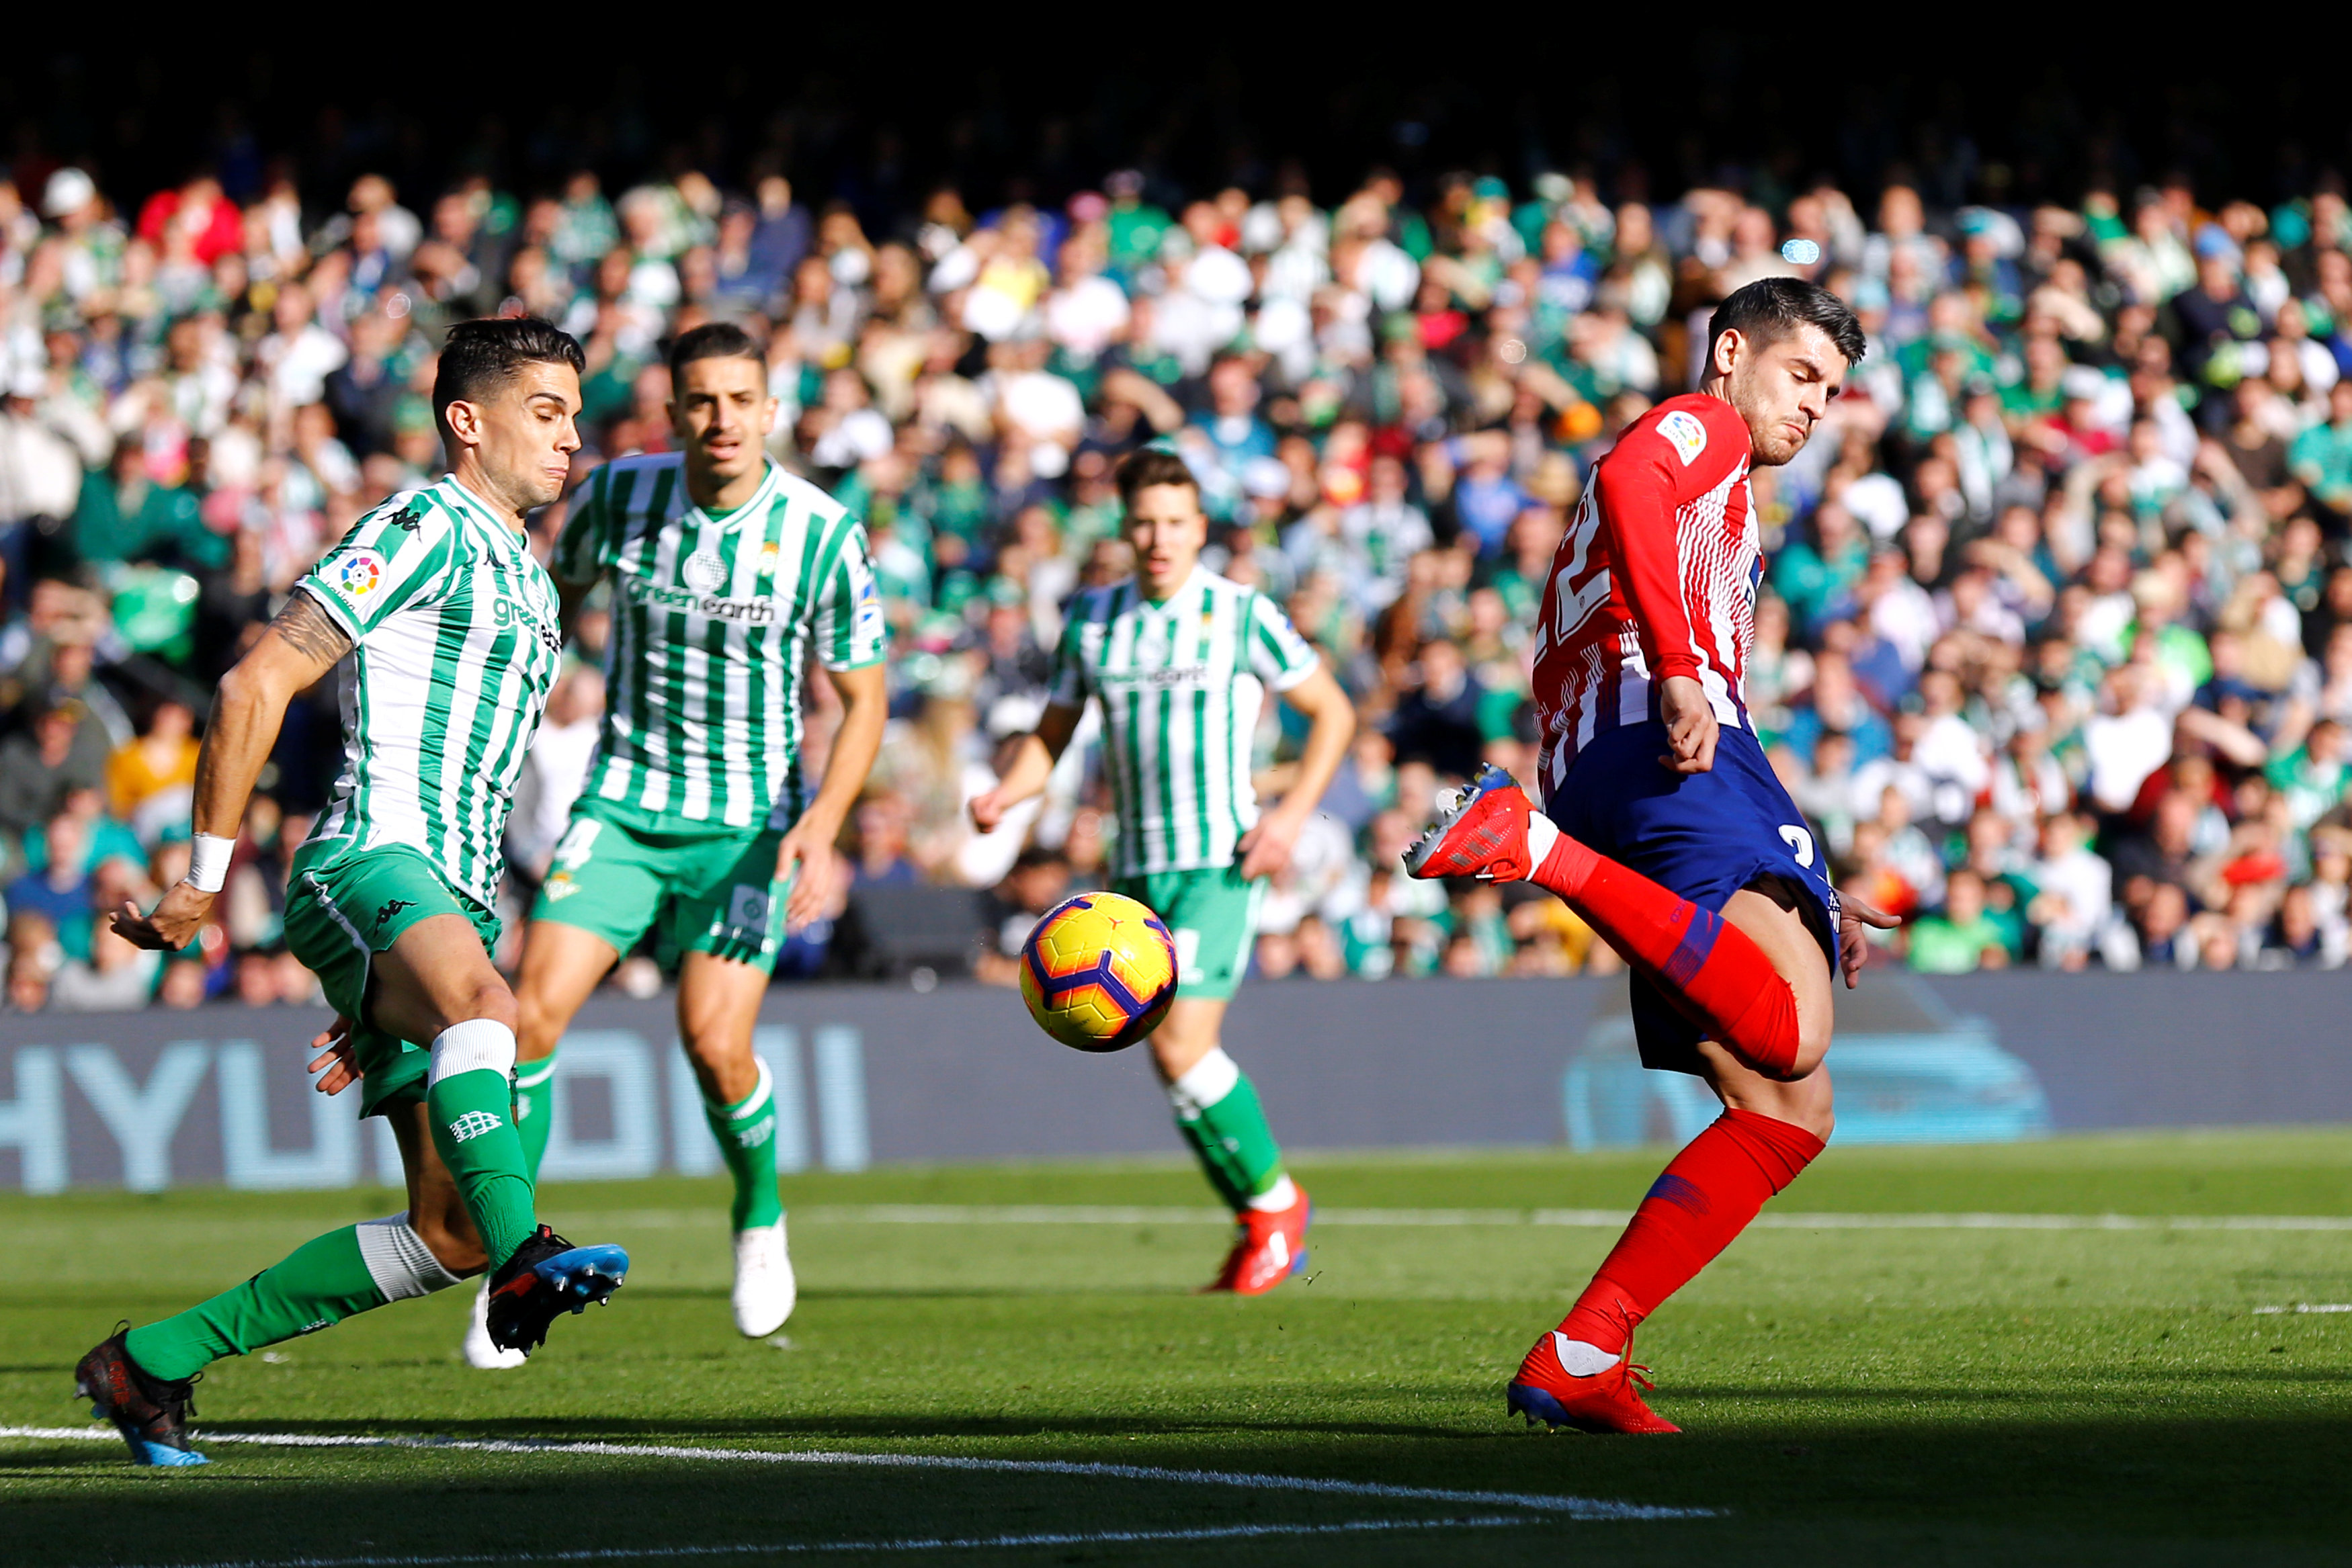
[[1505, 1330, 1681, 1434], [1404, 765, 1542, 882], [1202, 1186, 1311, 1295]]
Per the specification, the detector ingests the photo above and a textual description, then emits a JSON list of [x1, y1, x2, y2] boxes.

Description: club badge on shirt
[[1658, 410, 1708, 467]]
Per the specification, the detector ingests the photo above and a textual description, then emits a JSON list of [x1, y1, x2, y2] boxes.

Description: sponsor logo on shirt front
[[683, 550, 730, 594], [1101, 664, 1213, 690], [1658, 409, 1708, 467], [624, 574, 780, 623]]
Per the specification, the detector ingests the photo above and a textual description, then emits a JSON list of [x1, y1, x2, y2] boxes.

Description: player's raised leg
[[465, 917, 624, 1368], [1409, 767, 1824, 1078], [368, 914, 631, 1356], [1505, 889, 1835, 1434]]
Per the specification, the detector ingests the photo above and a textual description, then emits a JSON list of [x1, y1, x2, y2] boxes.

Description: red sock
[[1556, 1109, 1824, 1356], [1532, 833, 1802, 1078]]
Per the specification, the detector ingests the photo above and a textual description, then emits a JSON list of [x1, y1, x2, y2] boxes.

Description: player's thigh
[[1149, 996, 1232, 1082], [1720, 883, 1835, 1075], [385, 1097, 487, 1276], [665, 825, 790, 973], [1123, 867, 1258, 1003], [674, 950, 769, 1103], [514, 920, 622, 1063], [530, 808, 667, 982], [369, 914, 517, 1046]]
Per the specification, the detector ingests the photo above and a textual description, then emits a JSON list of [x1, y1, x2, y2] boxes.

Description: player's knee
[[411, 1207, 488, 1278], [451, 976, 519, 1037], [1774, 1072, 1835, 1141], [514, 986, 562, 1061]]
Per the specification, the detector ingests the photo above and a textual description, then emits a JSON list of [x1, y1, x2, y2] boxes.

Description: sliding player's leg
[[1131, 866, 1308, 1294], [81, 1098, 477, 1467], [1509, 887, 1836, 1435]]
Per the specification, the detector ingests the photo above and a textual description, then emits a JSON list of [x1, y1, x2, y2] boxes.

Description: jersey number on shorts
[[552, 818, 603, 873], [1779, 824, 1816, 868]]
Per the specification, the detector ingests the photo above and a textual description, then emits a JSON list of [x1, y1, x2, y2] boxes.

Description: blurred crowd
[[2, 146, 2351, 1012]]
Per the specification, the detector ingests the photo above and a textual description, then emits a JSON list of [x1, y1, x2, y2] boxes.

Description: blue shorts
[[1546, 719, 1839, 1077]]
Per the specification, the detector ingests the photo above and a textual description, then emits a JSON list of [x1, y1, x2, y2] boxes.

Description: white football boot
[[732, 1219, 797, 1338], [462, 1277, 528, 1370]]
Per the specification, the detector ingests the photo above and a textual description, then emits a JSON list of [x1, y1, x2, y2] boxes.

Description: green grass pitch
[[4, 1130, 2351, 1565]]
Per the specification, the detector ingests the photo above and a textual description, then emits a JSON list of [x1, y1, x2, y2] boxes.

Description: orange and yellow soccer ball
[[1019, 891, 1179, 1051]]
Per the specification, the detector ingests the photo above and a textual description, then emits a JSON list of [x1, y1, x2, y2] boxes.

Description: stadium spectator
[[9, 134, 2352, 1010]]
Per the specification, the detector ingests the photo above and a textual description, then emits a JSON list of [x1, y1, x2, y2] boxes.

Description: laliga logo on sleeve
[[331, 548, 388, 600], [1658, 410, 1708, 468]]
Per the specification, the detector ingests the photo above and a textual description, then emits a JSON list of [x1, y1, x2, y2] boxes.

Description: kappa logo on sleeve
[[1658, 410, 1709, 467]]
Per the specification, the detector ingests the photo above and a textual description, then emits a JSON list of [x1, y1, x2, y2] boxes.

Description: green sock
[[514, 1049, 559, 1183], [1168, 1048, 1286, 1213], [425, 1022, 538, 1268], [123, 1215, 458, 1382], [704, 1058, 783, 1233]]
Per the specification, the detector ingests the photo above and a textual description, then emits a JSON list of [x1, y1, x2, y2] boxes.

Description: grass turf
[[3, 1129, 2350, 1565]]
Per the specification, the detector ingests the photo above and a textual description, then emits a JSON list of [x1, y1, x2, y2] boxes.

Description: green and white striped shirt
[[554, 454, 884, 832], [299, 476, 565, 909], [1048, 566, 1321, 878]]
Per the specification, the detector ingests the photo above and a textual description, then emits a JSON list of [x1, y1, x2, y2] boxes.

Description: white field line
[[0, 1427, 1710, 1521], [765, 1203, 2352, 1233], [2253, 1303, 2352, 1314], [50, 1516, 1542, 1568]]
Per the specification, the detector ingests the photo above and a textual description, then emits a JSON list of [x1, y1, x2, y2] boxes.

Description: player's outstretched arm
[[1238, 666, 1355, 881], [112, 593, 353, 951], [777, 662, 889, 928], [969, 702, 1083, 832]]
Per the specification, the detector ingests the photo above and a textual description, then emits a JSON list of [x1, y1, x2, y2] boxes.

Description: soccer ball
[[1019, 891, 1179, 1052]]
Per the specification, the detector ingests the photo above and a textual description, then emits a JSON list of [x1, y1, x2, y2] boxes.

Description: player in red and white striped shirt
[[1406, 279, 1899, 1433], [1531, 388, 1763, 797]]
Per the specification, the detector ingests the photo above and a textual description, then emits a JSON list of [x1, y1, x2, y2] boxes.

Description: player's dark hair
[[1705, 277, 1867, 372], [1114, 447, 1200, 511], [669, 320, 767, 380], [432, 316, 585, 437]]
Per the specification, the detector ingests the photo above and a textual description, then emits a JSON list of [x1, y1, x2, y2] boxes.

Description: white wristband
[[184, 833, 235, 894]]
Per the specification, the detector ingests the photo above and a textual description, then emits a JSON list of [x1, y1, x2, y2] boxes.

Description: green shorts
[[530, 795, 794, 971], [1113, 865, 1265, 1004], [283, 839, 502, 1119]]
